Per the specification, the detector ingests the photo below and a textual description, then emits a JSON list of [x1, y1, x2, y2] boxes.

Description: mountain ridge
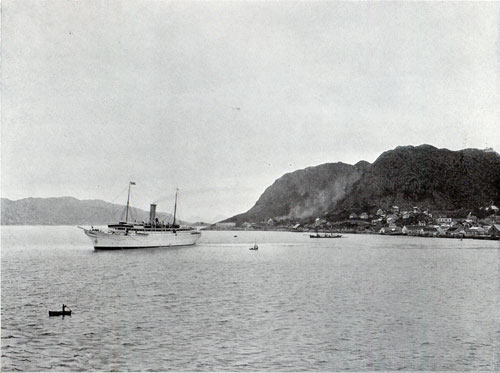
[[226, 161, 367, 225], [1, 197, 180, 225], [333, 144, 500, 215], [225, 145, 500, 224], [3, 145, 499, 226]]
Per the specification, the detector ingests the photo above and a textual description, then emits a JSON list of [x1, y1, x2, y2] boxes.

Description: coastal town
[[212, 205, 500, 240]]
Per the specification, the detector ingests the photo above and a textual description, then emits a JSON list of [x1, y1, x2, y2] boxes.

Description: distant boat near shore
[[80, 183, 201, 250], [310, 233, 342, 238], [249, 240, 258, 250]]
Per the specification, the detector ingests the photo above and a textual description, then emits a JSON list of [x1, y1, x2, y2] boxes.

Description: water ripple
[[2, 227, 500, 371]]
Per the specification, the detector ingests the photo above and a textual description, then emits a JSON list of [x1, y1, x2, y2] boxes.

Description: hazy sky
[[2, 1, 499, 222]]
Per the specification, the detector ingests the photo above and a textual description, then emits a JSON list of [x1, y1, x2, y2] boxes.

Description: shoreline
[[2, 224, 499, 241], [205, 227, 500, 241]]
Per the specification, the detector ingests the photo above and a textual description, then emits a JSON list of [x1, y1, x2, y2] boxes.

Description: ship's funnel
[[149, 204, 157, 224]]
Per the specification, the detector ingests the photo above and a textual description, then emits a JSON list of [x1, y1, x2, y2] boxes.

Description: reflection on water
[[2, 226, 499, 371]]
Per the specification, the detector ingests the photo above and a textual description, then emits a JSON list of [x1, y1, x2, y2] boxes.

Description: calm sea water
[[1, 226, 499, 371]]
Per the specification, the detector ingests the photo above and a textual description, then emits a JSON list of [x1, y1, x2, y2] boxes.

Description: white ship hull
[[80, 184, 200, 250], [83, 228, 201, 250]]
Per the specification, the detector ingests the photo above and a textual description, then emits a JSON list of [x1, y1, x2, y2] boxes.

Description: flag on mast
[[130, 181, 136, 185]]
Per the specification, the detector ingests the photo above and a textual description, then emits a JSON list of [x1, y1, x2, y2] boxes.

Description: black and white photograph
[[1, 1, 499, 371]]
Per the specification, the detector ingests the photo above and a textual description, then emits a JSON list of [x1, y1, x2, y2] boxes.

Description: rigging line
[[176, 199, 185, 225], [82, 184, 130, 225], [173, 190, 187, 225], [120, 204, 140, 223], [110, 185, 131, 204], [130, 206, 138, 223], [110, 184, 133, 220], [152, 195, 175, 205]]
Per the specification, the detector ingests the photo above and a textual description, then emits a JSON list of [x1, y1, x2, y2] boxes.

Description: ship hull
[[84, 229, 201, 250]]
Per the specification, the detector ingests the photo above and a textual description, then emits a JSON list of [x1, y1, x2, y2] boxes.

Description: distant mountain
[[1, 197, 177, 225], [225, 162, 366, 225], [225, 145, 500, 225]]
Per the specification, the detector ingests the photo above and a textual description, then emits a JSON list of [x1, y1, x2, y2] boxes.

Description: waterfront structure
[[402, 225, 424, 235], [488, 224, 500, 237], [437, 217, 452, 224]]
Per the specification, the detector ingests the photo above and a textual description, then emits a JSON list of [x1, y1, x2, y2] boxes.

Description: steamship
[[80, 183, 201, 250]]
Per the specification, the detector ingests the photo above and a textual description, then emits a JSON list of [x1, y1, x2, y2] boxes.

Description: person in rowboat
[[62, 304, 67, 313]]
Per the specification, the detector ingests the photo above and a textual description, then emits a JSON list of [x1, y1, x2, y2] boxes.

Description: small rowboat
[[49, 310, 72, 317]]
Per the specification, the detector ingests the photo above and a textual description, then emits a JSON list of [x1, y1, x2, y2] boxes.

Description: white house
[[437, 217, 452, 224], [402, 225, 424, 235]]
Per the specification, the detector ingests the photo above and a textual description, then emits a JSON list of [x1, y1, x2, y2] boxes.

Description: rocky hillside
[[226, 145, 500, 225], [332, 145, 500, 215], [226, 162, 366, 225], [1, 197, 175, 225]]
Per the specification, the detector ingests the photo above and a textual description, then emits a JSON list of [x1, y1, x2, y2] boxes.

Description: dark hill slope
[[226, 162, 365, 225], [1, 197, 175, 225], [331, 145, 500, 214]]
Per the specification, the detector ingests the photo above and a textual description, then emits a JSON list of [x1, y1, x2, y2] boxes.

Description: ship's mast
[[172, 188, 179, 226], [125, 181, 135, 222]]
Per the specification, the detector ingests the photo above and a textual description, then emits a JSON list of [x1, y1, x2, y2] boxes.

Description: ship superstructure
[[80, 183, 201, 250]]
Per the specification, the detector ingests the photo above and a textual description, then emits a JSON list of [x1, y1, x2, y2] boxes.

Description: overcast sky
[[2, 1, 498, 222]]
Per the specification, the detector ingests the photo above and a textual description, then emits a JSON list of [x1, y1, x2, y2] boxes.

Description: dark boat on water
[[49, 310, 72, 317], [310, 233, 342, 238], [249, 240, 258, 250], [49, 304, 72, 316]]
